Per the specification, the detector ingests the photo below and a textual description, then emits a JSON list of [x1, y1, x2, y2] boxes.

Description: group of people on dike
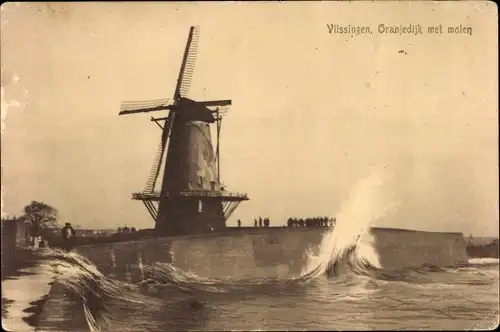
[[117, 226, 137, 233], [253, 217, 271, 228], [287, 217, 335, 228], [236, 216, 335, 228], [27, 222, 142, 253], [27, 221, 46, 251], [235, 217, 271, 228], [27, 221, 76, 252]]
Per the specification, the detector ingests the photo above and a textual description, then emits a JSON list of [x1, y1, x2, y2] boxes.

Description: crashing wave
[[39, 249, 159, 331], [297, 170, 396, 282]]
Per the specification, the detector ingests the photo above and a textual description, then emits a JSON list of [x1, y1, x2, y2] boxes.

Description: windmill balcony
[[131, 190, 249, 202]]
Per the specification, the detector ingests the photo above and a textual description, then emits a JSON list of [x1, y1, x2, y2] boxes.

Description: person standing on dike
[[61, 222, 76, 252]]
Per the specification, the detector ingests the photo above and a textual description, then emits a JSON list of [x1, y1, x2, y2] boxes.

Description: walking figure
[[30, 222, 42, 251], [61, 222, 76, 252]]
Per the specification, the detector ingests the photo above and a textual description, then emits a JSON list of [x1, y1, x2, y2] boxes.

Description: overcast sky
[[1, 2, 498, 236]]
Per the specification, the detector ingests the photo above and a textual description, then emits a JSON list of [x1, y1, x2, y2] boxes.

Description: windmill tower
[[118, 26, 248, 236]]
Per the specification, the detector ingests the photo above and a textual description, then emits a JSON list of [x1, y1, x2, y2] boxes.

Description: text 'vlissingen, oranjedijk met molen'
[[327, 24, 425, 35]]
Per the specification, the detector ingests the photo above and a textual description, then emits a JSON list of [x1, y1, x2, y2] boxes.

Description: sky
[[1, 1, 498, 236]]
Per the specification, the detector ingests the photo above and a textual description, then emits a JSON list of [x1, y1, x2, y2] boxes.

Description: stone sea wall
[[369, 227, 468, 269], [74, 227, 469, 282]]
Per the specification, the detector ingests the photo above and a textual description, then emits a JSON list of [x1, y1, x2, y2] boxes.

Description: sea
[[2, 171, 499, 331]]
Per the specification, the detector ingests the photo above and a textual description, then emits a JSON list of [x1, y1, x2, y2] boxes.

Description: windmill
[[118, 26, 248, 236]]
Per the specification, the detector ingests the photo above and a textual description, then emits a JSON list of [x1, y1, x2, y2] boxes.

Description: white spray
[[299, 168, 397, 280]]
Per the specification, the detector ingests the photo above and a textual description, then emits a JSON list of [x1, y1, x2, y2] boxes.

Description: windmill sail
[[143, 125, 169, 193], [119, 98, 173, 115], [145, 26, 201, 195], [174, 26, 200, 99]]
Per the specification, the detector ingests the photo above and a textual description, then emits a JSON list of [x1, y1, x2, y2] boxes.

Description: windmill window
[[199, 176, 203, 186], [210, 181, 216, 190], [198, 200, 203, 213]]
